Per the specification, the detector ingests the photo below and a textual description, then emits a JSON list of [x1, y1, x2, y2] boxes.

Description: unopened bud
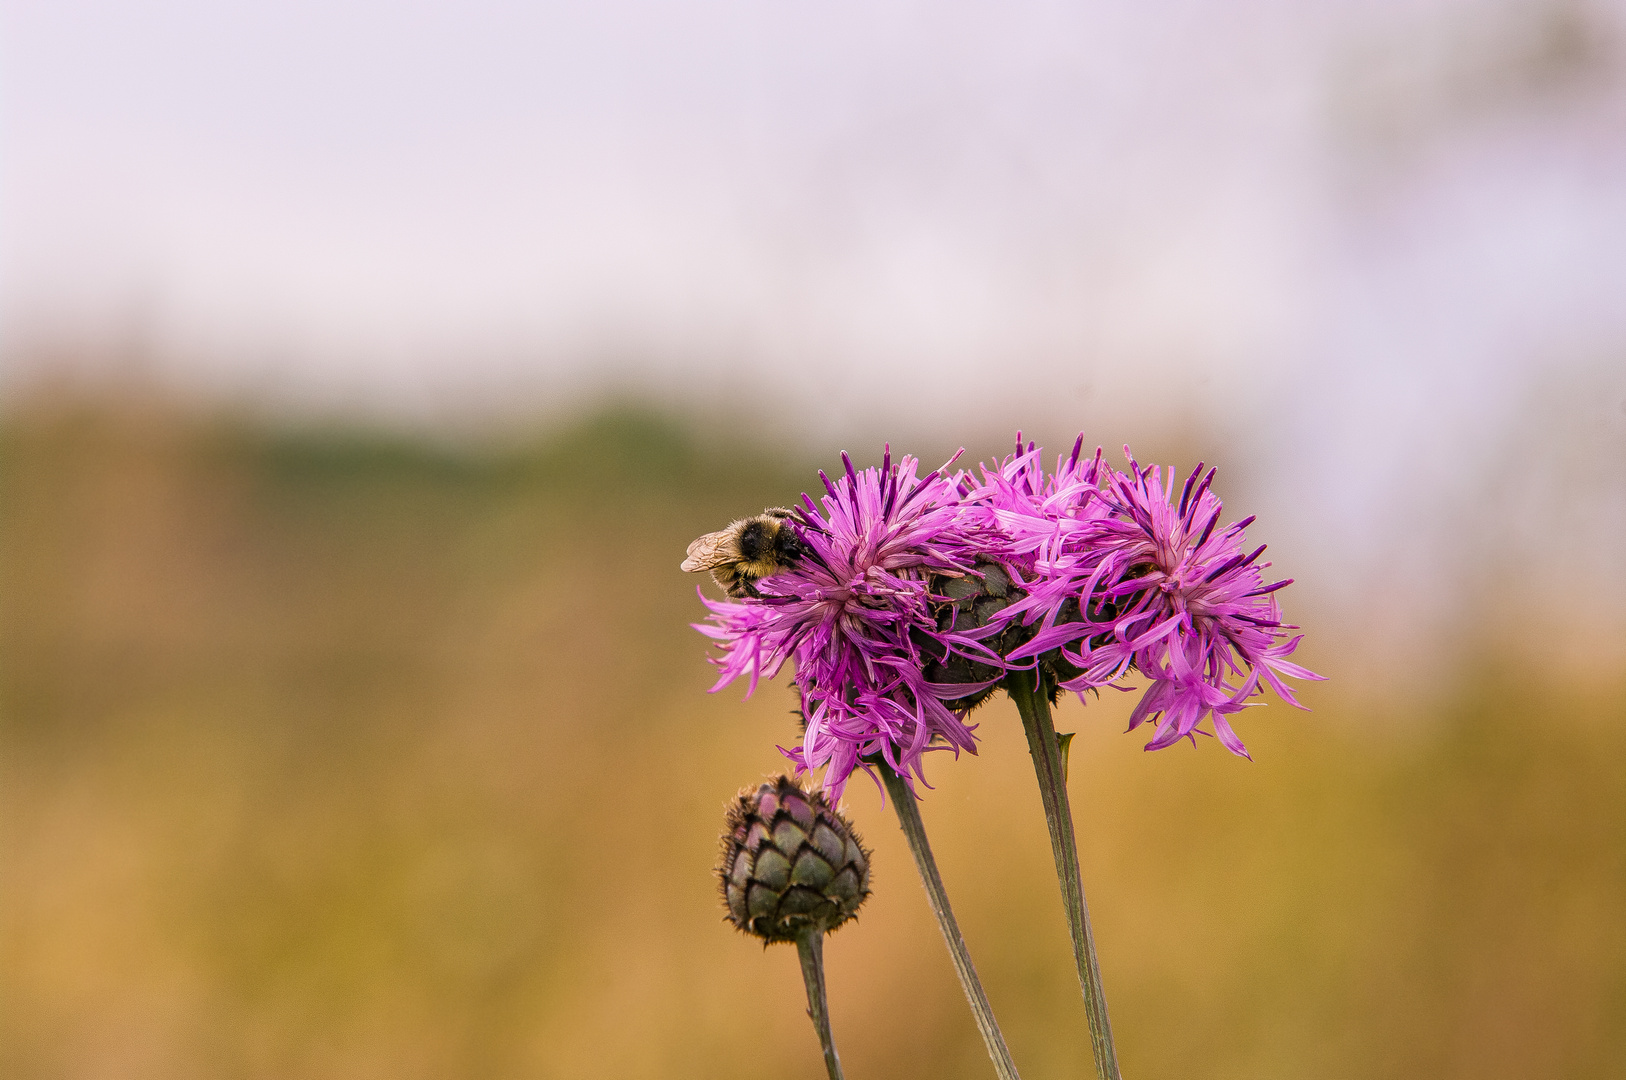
[[718, 777, 871, 943]]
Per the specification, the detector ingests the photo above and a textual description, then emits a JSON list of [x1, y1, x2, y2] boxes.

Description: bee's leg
[[727, 570, 762, 599]]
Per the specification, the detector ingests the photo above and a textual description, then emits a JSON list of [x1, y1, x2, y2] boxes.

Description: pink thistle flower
[[1068, 449, 1323, 757], [960, 434, 1119, 667], [967, 437, 1323, 758], [696, 448, 1007, 799]]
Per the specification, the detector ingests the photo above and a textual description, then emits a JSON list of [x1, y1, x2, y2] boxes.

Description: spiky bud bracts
[[718, 777, 871, 944]]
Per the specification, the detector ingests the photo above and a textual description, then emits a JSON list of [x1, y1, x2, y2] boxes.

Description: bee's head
[[772, 519, 807, 564]]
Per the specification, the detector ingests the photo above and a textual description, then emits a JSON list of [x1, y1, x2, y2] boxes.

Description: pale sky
[[4, 0, 1625, 667]]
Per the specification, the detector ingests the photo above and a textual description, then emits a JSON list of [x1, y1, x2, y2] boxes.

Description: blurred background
[[3, 0, 1625, 1077]]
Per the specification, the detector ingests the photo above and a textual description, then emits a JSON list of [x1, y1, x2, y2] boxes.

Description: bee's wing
[[681, 529, 737, 573]]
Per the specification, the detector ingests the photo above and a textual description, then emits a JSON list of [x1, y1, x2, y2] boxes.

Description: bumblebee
[[681, 508, 808, 598]]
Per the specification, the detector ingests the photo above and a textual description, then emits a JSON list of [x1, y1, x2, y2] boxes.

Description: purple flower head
[[1068, 448, 1323, 757], [696, 448, 1007, 799], [968, 437, 1323, 758], [961, 434, 1119, 665]]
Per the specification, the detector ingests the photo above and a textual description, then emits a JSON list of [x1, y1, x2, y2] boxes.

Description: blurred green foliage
[[2, 401, 1622, 1080]]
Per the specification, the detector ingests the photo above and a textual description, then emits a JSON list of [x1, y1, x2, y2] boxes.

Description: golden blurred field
[[3, 401, 1622, 1080]]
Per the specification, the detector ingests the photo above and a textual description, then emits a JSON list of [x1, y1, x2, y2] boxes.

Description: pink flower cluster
[[966, 438, 1321, 759], [696, 436, 1322, 796]]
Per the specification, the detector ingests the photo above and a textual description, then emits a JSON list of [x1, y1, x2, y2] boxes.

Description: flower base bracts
[[719, 777, 871, 944]]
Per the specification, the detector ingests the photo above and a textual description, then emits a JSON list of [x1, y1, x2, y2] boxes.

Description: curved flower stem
[[1005, 670, 1122, 1080], [881, 764, 1022, 1080], [795, 930, 845, 1080]]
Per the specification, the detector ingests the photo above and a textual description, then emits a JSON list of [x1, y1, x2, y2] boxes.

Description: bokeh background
[[4, 1, 1625, 1078]]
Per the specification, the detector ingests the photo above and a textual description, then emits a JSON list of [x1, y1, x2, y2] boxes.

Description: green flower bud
[[718, 777, 871, 944]]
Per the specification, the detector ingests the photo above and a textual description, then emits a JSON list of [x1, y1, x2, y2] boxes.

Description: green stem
[[881, 764, 1022, 1080], [795, 930, 845, 1080], [1006, 670, 1121, 1080]]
